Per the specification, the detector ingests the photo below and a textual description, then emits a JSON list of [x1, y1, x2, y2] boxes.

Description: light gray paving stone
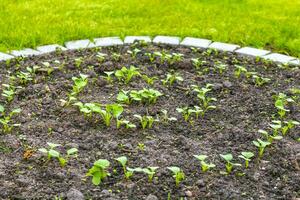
[[0, 52, 14, 61], [235, 47, 270, 57], [10, 48, 41, 57], [153, 36, 180, 45], [93, 37, 123, 47], [36, 44, 67, 53], [289, 59, 300, 66], [209, 42, 240, 52], [124, 36, 152, 44], [180, 37, 212, 48], [262, 53, 296, 64], [65, 39, 95, 50]]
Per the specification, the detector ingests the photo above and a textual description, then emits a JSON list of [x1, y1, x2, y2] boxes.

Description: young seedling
[[169, 53, 184, 64], [96, 53, 107, 63], [16, 71, 33, 85], [98, 104, 123, 127], [252, 75, 271, 86], [176, 107, 194, 122], [159, 109, 177, 123], [142, 75, 158, 85], [115, 156, 135, 180], [130, 88, 163, 104], [142, 167, 159, 182], [191, 58, 206, 69], [115, 66, 140, 84], [74, 57, 83, 68], [111, 52, 121, 61], [238, 152, 254, 168], [274, 93, 294, 118], [145, 52, 156, 63], [214, 63, 227, 74], [116, 119, 136, 129], [2, 84, 19, 103], [117, 90, 130, 104], [269, 120, 282, 136], [127, 48, 141, 58], [38, 143, 77, 167], [253, 139, 271, 158], [219, 154, 241, 174], [234, 65, 248, 78], [0, 107, 21, 133], [167, 166, 185, 187], [192, 84, 217, 108], [133, 114, 157, 129], [162, 71, 183, 86], [258, 129, 282, 143], [282, 120, 299, 136], [71, 74, 88, 96], [87, 159, 110, 185], [103, 71, 115, 84], [193, 154, 216, 172]]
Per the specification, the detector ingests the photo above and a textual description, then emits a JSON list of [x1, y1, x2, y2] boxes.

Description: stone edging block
[[181, 37, 212, 48], [262, 53, 296, 64], [153, 36, 180, 45], [36, 44, 67, 53], [124, 36, 152, 44], [93, 37, 123, 47], [10, 48, 42, 57], [0, 52, 14, 61], [209, 42, 240, 52], [235, 47, 270, 57], [65, 39, 95, 50]]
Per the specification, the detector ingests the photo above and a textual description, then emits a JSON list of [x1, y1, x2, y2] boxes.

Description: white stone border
[[0, 36, 299, 66]]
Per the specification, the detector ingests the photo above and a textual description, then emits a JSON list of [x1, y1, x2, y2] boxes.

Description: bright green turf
[[0, 0, 299, 57]]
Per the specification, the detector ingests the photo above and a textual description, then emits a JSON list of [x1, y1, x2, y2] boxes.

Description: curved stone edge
[[0, 36, 299, 66]]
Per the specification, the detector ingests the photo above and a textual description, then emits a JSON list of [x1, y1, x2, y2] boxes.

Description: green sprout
[[238, 152, 254, 168], [253, 139, 271, 158], [282, 120, 299, 136], [145, 52, 156, 63], [191, 58, 206, 69], [167, 166, 185, 187], [193, 154, 216, 172], [142, 167, 159, 182], [274, 93, 294, 118], [96, 53, 107, 63], [38, 143, 77, 167], [252, 75, 271, 86], [142, 75, 158, 85], [116, 119, 136, 129], [258, 129, 282, 143], [2, 84, 20, 103], [134, 114, 158, 129], [87, 159, 110, 185], [0, 106, 21, 133], [130, 88, 163, 104], [219, 154, 241, 174], [214, 62, 227, 74], [162, 71, 183, 86], [71, 74, 88, 96], [159, 109, 177, 123], [98, 104, 124, 127], [115, 66, 140, 84], [117, 90, 130, 104], [103, 71, 115, 84], [176, 107, 194, 122], [111, 52, 121, 61], [74, 57, 83, 68], [16, 71, 33, 85], [234, 65, 248, 78], [127, 48, 141, 58], [269, 120, 282, 136], [192, 84, 217, 108], [115, 156, 135, 180]]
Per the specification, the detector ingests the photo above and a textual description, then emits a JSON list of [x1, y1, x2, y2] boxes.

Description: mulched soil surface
[[0, 43, 299, 200]]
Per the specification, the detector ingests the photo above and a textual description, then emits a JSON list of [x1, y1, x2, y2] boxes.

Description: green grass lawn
[[0, 0, 299, 57]]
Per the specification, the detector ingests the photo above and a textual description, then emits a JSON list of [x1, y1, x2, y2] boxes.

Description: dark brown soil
[[0, 43, 299, 200]]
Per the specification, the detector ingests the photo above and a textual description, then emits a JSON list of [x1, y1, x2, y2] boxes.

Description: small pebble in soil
[[146, 194, 159, 200], [66, 188, 84, 200], [185, 190, 193, 197]]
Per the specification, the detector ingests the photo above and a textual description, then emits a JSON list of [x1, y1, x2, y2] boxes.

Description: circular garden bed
[[0, 42, 299, 199]]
